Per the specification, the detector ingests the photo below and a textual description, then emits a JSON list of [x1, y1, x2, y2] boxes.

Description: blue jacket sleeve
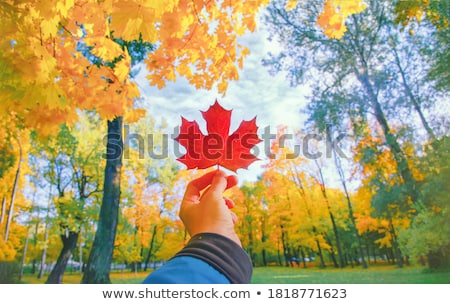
[[142, 256, 230, 284], [142, 233, 253, 284]]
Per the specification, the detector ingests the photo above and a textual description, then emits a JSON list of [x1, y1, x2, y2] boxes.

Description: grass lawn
[[251, 265, 450, 284], [20, 265, 449, 284]]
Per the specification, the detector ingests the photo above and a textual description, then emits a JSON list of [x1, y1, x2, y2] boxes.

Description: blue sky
[[132, 17, 351, 188]]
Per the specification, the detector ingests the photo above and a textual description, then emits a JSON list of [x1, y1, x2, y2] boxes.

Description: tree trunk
[[31, 205, 40, 275], [389, 220, 404, 268], [46, 231, 79, 283], [261, 216, 268, 266], [315, 236, 326, 268], [392, 47, 436, 141], [300, 247, 307, 268], [82, 116, 123, 284], [38, 224, 49, 279], [79, 228, 83, 274], [276, 239, 282, 266], [19, 226, 30, 281], [143, 225, 158, 271], [314, 160, 345, 268], [348, 253, 355, 268], [38, 189, 52, 279], [4, 136, 22, 242], [280, 224, 290, 267], [366, 236, 373, 264], [331, 137, 368, 268], [0, 196, 6, 225], [324, 233, 339, 268], [356, 70, 419, 206], [247, 219, 254, 265]]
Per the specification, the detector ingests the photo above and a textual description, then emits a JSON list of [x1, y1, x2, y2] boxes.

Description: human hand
[[179, 170, 241, 246]]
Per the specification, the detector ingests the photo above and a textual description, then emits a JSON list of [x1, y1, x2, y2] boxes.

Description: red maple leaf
[[175, 100, 262, 172]]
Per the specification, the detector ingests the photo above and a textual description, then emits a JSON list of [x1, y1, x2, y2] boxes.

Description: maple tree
[[175, 100, 262, 172], [0, 0, 368, 143], [0, 0, 366, 135], [0, 127, 30, 266]]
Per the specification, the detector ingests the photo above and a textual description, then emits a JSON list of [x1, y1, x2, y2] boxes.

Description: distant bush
[[0, 261, 20, 283]]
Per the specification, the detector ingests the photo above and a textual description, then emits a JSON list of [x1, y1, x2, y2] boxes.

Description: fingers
[[209, 170, 228, 196], [230, 211, 238, 225], [224, 197, 234, 209], [205, 171, 239, 203], [183, 170, 238, 208], [209, 171, 238, 195], [183, 170, 218, 200], [184, 170, 237, 197], [225, 175, 238, 190]]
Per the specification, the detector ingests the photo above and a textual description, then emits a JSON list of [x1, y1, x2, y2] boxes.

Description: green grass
[[251, 265, 450, 284], [21, 271, 148, 284], [20, 265, 449, 284]]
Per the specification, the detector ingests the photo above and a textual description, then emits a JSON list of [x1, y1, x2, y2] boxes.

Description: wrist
[[175, 233, 252, 283], [189, 227, 241, 247]]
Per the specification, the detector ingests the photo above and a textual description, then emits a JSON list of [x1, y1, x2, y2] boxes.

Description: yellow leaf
[[241, 46, 250, 57], [217, 80, 228, 93], [84, 23, 94, 35], [126, 82, 141, 100], [41, 16, 60, 39], [114, 59, 130, 83], [55, 0, 75, 18], [285, 0, 297, 11], [317, 0, 366, 39], [176, 63, 192, 78], [84, 37, 124, 63], [125, 108, 146, 123]]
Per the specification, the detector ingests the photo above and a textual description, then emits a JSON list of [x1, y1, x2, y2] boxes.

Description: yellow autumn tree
[[0, 0, 369, 139], [0, 127, 31, 266]]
